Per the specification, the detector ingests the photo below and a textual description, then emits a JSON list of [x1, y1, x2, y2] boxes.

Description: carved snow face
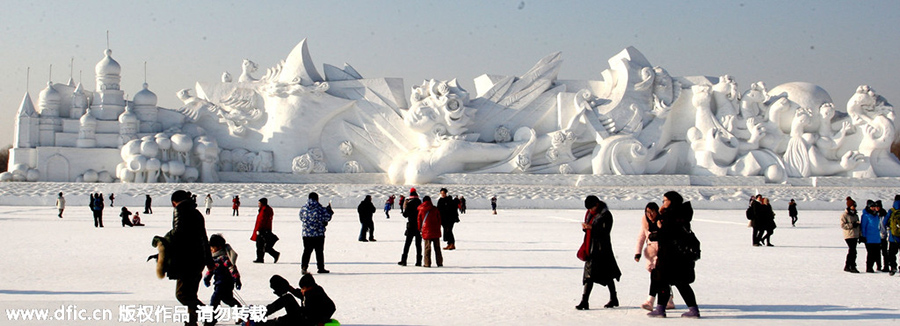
[[404, 79, 475, 137], [819, 103, 835, 121], [652, 67, 674, 103]]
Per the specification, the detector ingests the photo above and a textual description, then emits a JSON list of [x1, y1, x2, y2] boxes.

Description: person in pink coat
[[418, 196, 443, 267], [635, 202, 675, 311]]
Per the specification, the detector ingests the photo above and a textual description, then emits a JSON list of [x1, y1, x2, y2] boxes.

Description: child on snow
[[132, 212, 144, 226], [120, 207, 134, 227], [204, 234, 242, 309]]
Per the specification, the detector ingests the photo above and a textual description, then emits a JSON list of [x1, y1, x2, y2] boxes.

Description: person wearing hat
[[165, 190, 213, 326], [840, 199, 861, 273], [860, 199, 884, 272], [296, 273, 336, 325], [399, 188, 422, 266], [259, 275, 303, 325]]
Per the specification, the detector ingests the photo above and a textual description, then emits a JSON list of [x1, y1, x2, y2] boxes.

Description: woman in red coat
[[418, 196, 443, 267]]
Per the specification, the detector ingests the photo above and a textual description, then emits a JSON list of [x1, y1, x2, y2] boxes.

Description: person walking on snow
[[384, 195, 393, 219], [788, 199, 798, 227], [56, 192, 65, 218], [576, 195, 621, 310], [164, 190, 213, 326], [635, 202, 675, 311], [647, 191, 701, 318], [144, 194, 153, 214], [358, 195, 377, 242], [204, 234, 242, 313], [232, 195, 241, 216], [109, 193, 115, 207], [418, 196, 443, 268], [204, 194, 213, 215], [252, 198, 281, 264], [490, 196, 498, 215], [299, 192, 334, 275], [840, 200, 861, 273]]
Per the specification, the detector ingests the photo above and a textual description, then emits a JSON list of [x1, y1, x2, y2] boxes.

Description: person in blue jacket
[[859, 200, 884, 273]]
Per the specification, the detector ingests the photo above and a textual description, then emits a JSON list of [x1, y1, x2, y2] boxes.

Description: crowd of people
[[842, 195, 900, 275], [51, 186, 900, 323]]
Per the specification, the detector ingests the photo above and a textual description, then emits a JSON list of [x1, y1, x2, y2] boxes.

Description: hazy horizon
[[2, 1, 899, 147]]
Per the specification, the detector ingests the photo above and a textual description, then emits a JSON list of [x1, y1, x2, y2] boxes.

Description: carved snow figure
[[783, 108, 865, 178], [194, 136, 220, 183]]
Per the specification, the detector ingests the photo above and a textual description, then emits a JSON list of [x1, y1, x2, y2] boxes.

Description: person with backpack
[[885, 195, 900, 276], [93, 192, 105, 228], [648, 191, 700, 318]]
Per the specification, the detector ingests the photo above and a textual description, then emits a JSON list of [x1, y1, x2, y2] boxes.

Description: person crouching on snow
[[258, 273, 337, 326], [120, 207, 134, 227], [204, 234, 242, 312], [132, 212, 144, 226]]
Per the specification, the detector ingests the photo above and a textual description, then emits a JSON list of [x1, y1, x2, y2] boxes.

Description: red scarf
[[577, 210, 593, 261]]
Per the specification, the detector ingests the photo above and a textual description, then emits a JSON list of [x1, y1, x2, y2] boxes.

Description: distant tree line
[[0, 145, 10, 172]]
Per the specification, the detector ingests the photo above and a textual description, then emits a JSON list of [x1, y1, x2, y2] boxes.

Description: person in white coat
[[56, 192, 66, 218], [635, 202, 675, 311], [204, 194, 213, 215]]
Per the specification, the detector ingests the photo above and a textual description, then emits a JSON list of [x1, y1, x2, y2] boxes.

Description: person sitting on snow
[[257, 274, 335, 326], [120, 207, 134, 227], [132, 212, 145, 226]]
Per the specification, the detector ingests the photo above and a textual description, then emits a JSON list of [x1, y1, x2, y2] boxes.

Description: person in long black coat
[[576, 196, 621, 310], [648, 191, 700, 318], [164, 190, 213, 325], [357, 195, 377, 242], [758, 198, 777, 246]]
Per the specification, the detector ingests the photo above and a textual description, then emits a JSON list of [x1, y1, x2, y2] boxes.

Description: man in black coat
[[398, 188, 422, 266], [165, 190, 212, 326], [437, 188, 460, 250], [357, 195, 377, 242]]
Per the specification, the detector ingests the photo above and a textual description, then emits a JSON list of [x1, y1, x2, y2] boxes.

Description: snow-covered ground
[[2, 198, 899, 325]]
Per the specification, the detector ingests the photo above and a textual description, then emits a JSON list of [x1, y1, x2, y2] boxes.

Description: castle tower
[[91, 49, 125, 120], [76, 108, 98, 148], [118, 103, 140, 146], [132, 82, 159, 133], [70, 83, 88, 119], [14, 93, 39, 148], [38, 81, 62, 145]]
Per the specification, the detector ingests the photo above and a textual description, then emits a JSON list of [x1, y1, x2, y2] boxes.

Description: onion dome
[[132, 83, 158, 107], [38, 81, 61, 109], [118, 104, 139, 123], [80, 108, 98, 125], [95, 49, 121, 76]]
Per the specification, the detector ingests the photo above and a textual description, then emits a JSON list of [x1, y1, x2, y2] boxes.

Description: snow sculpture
[[5, 38, 900, 184]]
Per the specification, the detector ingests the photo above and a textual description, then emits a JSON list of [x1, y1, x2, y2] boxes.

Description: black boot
[[575, 298, 589, 310], [604, 284, 619, 308], [576, 283, 592, 310], [415, 255, 422, 267]]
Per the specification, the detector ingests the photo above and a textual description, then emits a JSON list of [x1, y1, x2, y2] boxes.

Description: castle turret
[[132, 82, 159, 133], [91, 49, 125, 120], [76, 108, 98, 148], [38, 81, 62, 145], [14, 93, 39, 148], [118, 103, 140, 145], [70, 83, 88, 119]]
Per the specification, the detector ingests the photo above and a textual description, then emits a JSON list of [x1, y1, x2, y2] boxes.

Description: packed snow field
[[1, 200, 899, 325]]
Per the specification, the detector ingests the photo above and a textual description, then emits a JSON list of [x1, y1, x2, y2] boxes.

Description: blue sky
[[1, 1, 899, 146]]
